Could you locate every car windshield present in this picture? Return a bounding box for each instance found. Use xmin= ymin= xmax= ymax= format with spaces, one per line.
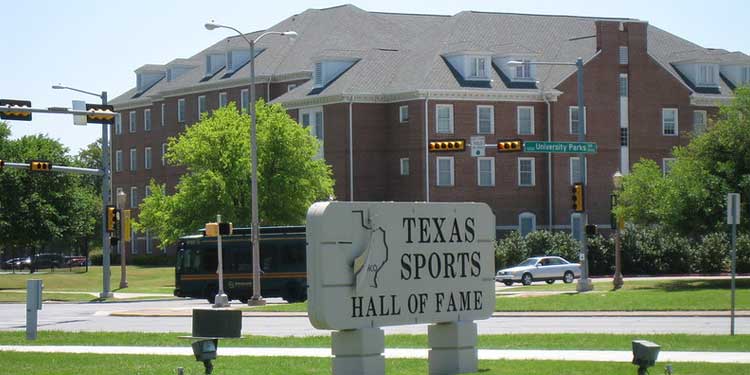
xmin=517 ymin=258 xmax=539 ymax=267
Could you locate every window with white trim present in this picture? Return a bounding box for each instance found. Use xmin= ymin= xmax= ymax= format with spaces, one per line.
xmin=571 ymin=213 xmax=582 ymax=241
xmin=129 ymin=111 xmax=136 ymax=133
xmin=400 ymin=158 xmax=409 ymax=176
xmin=470 ymin=57 xmax=487 ymax=78
xmin=515 ymin=60 xmax=532 ymax=80
xmin=697 ymin=64 xmax=717 ymax=86
xmin=129 ymin=148 xmax=137 ymax=171
xmin=662 ymin=158 xmax=676 ymax=175
xmin=130 ymin=186 xmax=138 ymax=208
xmin=314 ymin=62 xmax=323 ymax=87
xmin=620 ymin=128 xmax=629 ymax=146
xmin=570 ymin=157 xmax=587 ymax=185
xmin=517 ymin=106 xmax=534 ymax=135
xmin=399 ymin=105 xmax=409 ymax=123
xmin=436 ymin=104 xmax=453 ymax=133
xmin=436 ymin=157 xmax=454 ymax=186
xmin=477 ymin=157 xmax=494 ymax=187
xmin=198 ymin=95 xmax=206 ymax=116
xmin=743 ymin=67 xmax=750 ymax=84
xmin=115 ymin=114 xmax=122 ymax=135
xmin=693 ymin=110 xmax=707 ymax=135
xmin=662 ymin=108 xmax=678 ymax=136
xmin=130 ymin=227 xmax=137 ymax=255
xmin=241 ymin=89 xmax=249 ymax=112
xmin=518 ymin=157 xmax=535 ymax=186
xmin=160 ymin=103 xmax=165 ymax=126
xmin=569 ymin=106 xmax=586 ymax=134
xmin=115 ymin=150 xmax=122 ymax=172
xmin=145 ymin=231 xmax=152 ymax=254
xmin=300 ymin=108 xmax=324 ymax=158
xmin=144 ymin=109 xmax=151 ymax=131
xmin=619 ymin=46 xmax=629 ymax=65
xmin=619 ymin=75 xmax=628 ymax=97
xmin=476 ymin=105 xmax=493 ymax=134
xmin=519 ymin=212 xmax=536 ymax=237
xmin=144 ymin=147 xmax=152 ymax=170
xmin=161 ymin=143 xmax=167 ymax=166
xmin=219 ymin=92 xmax=228 ymax=107
xmin=177 ymin=99 xmax=185 ymax=123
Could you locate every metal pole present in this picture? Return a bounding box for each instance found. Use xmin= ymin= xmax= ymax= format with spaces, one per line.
xmin=118 ymin=192 xmax=128 ymax=289
xmin=249 ymin=39 xmax=265 ymax=306
xmin=731 ymin=201 xmax=737 ymax=336
xmin=575 ymin=58 xmax=593 ymax=292
xmin=214 ymin=215 xmax=229 ymax=307
xmin=100 ymin=91 xmax=113 ymax=298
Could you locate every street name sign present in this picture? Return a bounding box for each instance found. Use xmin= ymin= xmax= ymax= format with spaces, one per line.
xmin=524 ymin=141 xmax=597 ymax=154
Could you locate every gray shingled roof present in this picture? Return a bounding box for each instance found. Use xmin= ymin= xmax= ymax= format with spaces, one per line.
xmin=110 ymin=4 xmax=746 ymax=106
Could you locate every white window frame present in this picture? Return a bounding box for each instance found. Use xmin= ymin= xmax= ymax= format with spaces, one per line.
xmin=517 ymin=106 xmax=534 ymax=135
xmin=314 ymin=62 xmax=323 ymax=87
xmin=219 ymin=92 xmax=228 ymax=107
xmin=115 ymin=114 xmax=122 ymax=135
xmin=693 ymin=110 xmax=707 ymax=135
xmin=130 ymin=186 xmax=138 ymax=208
xmin=570 ymin=157 xmax=588 ymax=185
xmin=129 ymin=111 xmax=136 ymax=133
xmin=144 ymin=147 xmax=152 ymax=170
xmin=519 ymin=212 xmax=537 ymax=237
xmin=569 ymin=106 xmax=587 ymax=134
xmin=476 ymin=105 xmax=494 ymax=134
xmin=161 ymin=143 xmax=167 ymax=166
xmin=515 ymin=60 xmax=532 ymax=80
xmin=436 ymin=156 xmax=454 ymax=187
xmin=619 ymin=74 xmax=628 ymax=97
xmin=144 ymin=109 xmax=151 ymax=131
xmin=129 ymin=148 xmax=137 ymax=171
xmin=571 ymin=213 xmax=582 ymax=241
xmin=662 ymin=158 xmax=676 ymax=176
xmin=177 ymin=98 xmax=185 ymax=123
xmin=399 ymin=105 xmax=409 ymax=123
xmin=470 ymin=57 xmax=487 ymax=79
xmin=436 ymin=104 xmax=454 ymax=134
xmin=697 ymin=64 xmax=716 ymax=86
xmin=160 ymin=103 xmax=165 ymax=126
xmin=619 ymin=46 xmax=629 ymax=65
xmin=198 ymin=95 xmax=206 ymax=115
xmin=477 ymin=157 xmax=495 ymax=187
xmin=241 ymin=89 xmax=249 ymax=112
xmin=115 ymin=150 xmax=122 ymax=172
xmin=299 ymin=107 xmax=325 ymax=158
xmin=662 ymin=108 xmax=678 ymax=136
xmin=400 ymin=157 xmax=409 ymax=176
xmin=518 ymin=157 xmax=535 ymax=187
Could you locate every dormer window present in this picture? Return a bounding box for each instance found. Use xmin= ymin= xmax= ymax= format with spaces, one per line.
xmin=205 ymin=54 xmax=226 ymax=77
xmin=135 ymin=68 xmax=166 ymax=93
xmin=697 ymin=64 xmax=717 ymax=86
xmin=314 ymin=62 xmax=323 ymax=87
xmin=312 ymin=59 xmax=358 ymax=89
xmin=515 ymin=60 xmax=532 ymax=80
xmin=492 ymin=56 xmax=536 ymax=84
xmin=742 ymin=66 xmax=750 ymax=84
xmin=227 ymin=49 xmax=251 ymax=73
xmin=470 ymin=57 xmax=487 ymax=79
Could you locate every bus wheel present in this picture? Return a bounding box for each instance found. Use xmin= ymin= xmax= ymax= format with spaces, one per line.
xmin=239 ymin=298 xmax=249 ymax=304
xmin=204 ymin=286 xmax=218 ymax=304
xmin=285 ymin=284 xmax=307 ymax=303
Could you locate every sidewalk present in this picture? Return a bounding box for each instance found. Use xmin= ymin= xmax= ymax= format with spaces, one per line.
xmin=1 ymin=345 xmax=748 ymax=364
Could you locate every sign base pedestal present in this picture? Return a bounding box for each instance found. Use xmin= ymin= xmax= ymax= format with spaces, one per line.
xmin=428 ymin=321 xmax=478 ymax=375
xmin=332 ymin=328 xmax=385 ymax=375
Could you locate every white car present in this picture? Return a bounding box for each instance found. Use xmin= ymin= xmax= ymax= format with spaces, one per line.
xmin=495 ymin=256 xmax=581 ymax=286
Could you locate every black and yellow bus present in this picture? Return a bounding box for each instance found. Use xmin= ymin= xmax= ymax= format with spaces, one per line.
xmin=174 ymin=226 xmax=307 ymax=303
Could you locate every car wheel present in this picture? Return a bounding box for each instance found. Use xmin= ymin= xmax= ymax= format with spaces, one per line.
xmin=503 ymin=281 xmax=513 ymax=286
xmin=563 ymin=271 xmax=574 ymax=284
xmin=545 ymin=279 xmax=555 ymax=284
xmin=521 ymin=273 xmax=533 ymax=286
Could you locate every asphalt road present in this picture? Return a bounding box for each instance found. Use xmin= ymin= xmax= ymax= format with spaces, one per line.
xmin=0 ymin=299 xmax=747 ymax=336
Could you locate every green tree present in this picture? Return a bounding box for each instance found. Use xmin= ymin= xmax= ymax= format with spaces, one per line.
xmin=136 ymin=101 xmax=334 ymax=245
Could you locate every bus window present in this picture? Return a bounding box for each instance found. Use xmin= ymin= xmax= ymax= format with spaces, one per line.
xmin=200 ymin=247 xmax=218 ymax=273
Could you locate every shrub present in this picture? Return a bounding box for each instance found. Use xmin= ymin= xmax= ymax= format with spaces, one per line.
xmin=495 ymin=231 xmax=527 ymax=269
xmin=737 ymin=234 xmax=750 ymax=273
xmin=693 ymin=232 xmax=730 ymax=273
xmin=586 ymin=234 xmax=614 ymax=276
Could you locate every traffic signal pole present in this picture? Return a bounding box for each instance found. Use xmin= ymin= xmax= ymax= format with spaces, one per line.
xmin=575 ymin=58 xmax=593 ymax=293
xmin=100 ymin=92 xmax=113 ymax=298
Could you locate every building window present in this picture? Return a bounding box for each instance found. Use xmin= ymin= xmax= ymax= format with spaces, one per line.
xmin=570 ymin=157 xmax=587 ymax=185
xmin=519 ymin=212 xmax=536 ymax=237
xmin=698 ymin=64 xmax=716 ymax=86
xmin=569 ymin=106 xmax=586 ymax=134
xmin=129 ymin=111 xmax=136 ymax=133
xmin=662 ymin=158 xmax=676 ymax=175
xmin=161 ymin=143 xmax=167 ymax=166
xmin=400 ymin=158 xmax=409 ymax=176
xmin=620 ymin=128 xmax=629 ymax=146
xmin=518 ymin=157 xmax=535 ymax=186
xmin=145 ymin=232 xmax=152 ymax=255
xmin=241 ymin=89 xmax=249 ymax=112
xmin=619 ymin=74 xmax=628 ymax=97
xmin=571 ymin=213 xmax=582 ymax=241
xmin=160 ymin=103 xmax=165 ymax=126
xmin=314 ymin=62 xmax=323 ymax=87
xmin=300 ymin=108 xmax=324 ymax=158
xmin=198 ymin=95 xmax=206 ymax=116
xmin=130 ymin=228 xmax=137 ymax=255
xmin=477 ymin=157 xmax=494 ymax=187
xmin=287 ymin=84 xmax=297 ymax=92
xmin=115 ymin=114 xmax=122 ymax=135
xmin=436 ymin=104 xmax=453 ymax=133
xmin=693 ymin=110 xmax=707 ymax=135
xmin=436 ymin=157 xmax=454 ymax=186
xmin=219 ymin=92 xmax=228 ymax=107
xmin=515 ymin=59 xmax=531 ymax=80
xmin=470 ymin=57 xmax=487 ymax=78
xmin=476 ymin=105 xmax=493 ymax=134
xmin=130 ymin=186 xmax=138 ymax=208
xmin=742 ymin=67 xmax=750 ymax=84
xmin=399 ymin=105 xmax=409 ymax=123
xmin=662 ymin=108 xmax=678 ymax=136
xmin=115 ymin=150 xmax=122 ymax=172
xmin=177 ymin=99 xmax=185 ymax=123
xmin=144 ymin=109 xmax=151 ymax=131
xmin=619 ymin=46 xmax=628 ymax=65
xmin=517 ymin=106 xmax=534 ymax=135
xmin=144 ymin=147 xmax=152 ymax=170
xmin=129 ymin=148 xmax=137 ymax=171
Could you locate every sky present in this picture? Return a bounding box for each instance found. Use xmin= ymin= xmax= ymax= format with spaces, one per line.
xmin=1 ymin=0 xmax=748 ymax=155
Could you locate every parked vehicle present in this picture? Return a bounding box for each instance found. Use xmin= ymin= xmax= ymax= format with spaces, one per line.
xmin=65 ymin=256 xmax=87 ymax=267
xmin=27 ymin=253 xmax=66 ymax=272
xmin=2 ymin=258 xmax=25 ymax=270
xmin=495 ymin=256 xmax=581 ymax=286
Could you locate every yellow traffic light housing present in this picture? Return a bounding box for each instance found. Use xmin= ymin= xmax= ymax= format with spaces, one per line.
xmin=572 ymin=183 xmax=584 ymax=212
xmin=86 ymin=104 xmax=116 ymax=125
xmin=106 ymin=205 xmax=119 ymax=233
xmin=0 ymin=160 xmax=4 ymax=169
xmin=29 ymin=160 xmax=52 ymax=172
xmin=0 ymin=99 xmax=32 ymax=121
xmin=497 ymin=139 xmax=523 ymax=152
xmin=429 ymin=140 xmax=465 ymax=152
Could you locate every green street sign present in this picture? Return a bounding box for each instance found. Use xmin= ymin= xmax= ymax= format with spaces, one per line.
xmin=524 ymin=141 xmax=597 ymax=154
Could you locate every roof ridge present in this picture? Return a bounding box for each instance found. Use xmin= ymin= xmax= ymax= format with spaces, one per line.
xmin=466 ymin=10 xmax=640 ymax=22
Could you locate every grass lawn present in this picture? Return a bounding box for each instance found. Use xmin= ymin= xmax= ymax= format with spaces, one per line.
xmin=1 ymin=331 xmax=748 ymax=352
xmin=0 ymin=266 xmax=174 ymax=295
xmin=0 ymin=353 xmax=746 ymax=375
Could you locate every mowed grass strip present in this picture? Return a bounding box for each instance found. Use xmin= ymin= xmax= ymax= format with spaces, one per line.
xmin=0 ymin=353 xmax=746 ymax=375
xmin=0 ymin=266 xmax=174 ymax=294
xmin=1 ymin=331 xmax=748 ymax=352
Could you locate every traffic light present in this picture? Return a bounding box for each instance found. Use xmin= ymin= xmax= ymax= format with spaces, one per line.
xmin=585 ymin=224 xmax=598 ymax=236
xmin=0 ymin=160 xmax=4 ymax=169
xmin=572 ymin=183 xmax=584 ymax=212
xmin=86 ymin=104 xmax=116 ymax=125
xmin=29 ymin=160 xmax=52 ymax=172
xmin=429 ymin=140 xmax=465 ymax=152
xmin=106 ymin=205 xmax=119 ymax=233
xmin=0 ymin=99 xmax=32 ymax=121
xmin=497 ymin=139 xmax=523 ymax=152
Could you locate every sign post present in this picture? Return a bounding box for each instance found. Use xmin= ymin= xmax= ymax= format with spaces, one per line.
xmin=727 ymin=193 xmax=740 ymax=336
xmin=306 ymin=202 xmax=496 ymax=375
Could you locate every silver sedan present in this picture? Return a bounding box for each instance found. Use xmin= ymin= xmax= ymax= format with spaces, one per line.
xmin=495 ymin=256 xmax=581 ymax=286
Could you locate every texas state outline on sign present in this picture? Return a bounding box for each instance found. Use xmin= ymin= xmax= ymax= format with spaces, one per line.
xmin=352 ymin=212 xmax=389 ymax=293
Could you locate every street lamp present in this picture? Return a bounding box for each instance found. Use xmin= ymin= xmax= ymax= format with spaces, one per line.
xmin=612 ymin=171 xmax=624 ymax=290
xmin=51 ymin=84 xmax=113 ymax=298
xmin=508 ymin=58 xmax=593 ymax=292
xmin=117 ymin=189 xmax=128 ymax=289
xmin=205 ymin=22 xmax=297 ymax=306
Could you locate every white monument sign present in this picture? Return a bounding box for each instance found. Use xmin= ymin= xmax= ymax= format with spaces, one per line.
xmin=307 ymin=201 xmax=496 ymax=375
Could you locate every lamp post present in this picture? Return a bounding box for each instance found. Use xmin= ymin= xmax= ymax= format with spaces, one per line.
xmin=51 ymin=84 xmax=113 ymax=298
xmin=612 ymin=171 xmax=624 ymax=290
xmin=508 ymin=58 xmax=592 ymax=292
xmin=117 ymin=190 xmax=128 ymax=289
xmin=205 ymin=22 xmax=297 ymax=306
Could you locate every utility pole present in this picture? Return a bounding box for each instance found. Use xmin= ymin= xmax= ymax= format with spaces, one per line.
xmin=574 ymin=57 xmax=593 ymax=293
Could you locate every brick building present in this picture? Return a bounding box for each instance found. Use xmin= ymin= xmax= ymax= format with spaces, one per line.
xmin=110 ymin=4 xmax=749 ymax=255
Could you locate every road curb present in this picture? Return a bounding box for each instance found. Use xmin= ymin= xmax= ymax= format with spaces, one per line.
xmin=107 ymin=310 xmax=750 ymax=318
